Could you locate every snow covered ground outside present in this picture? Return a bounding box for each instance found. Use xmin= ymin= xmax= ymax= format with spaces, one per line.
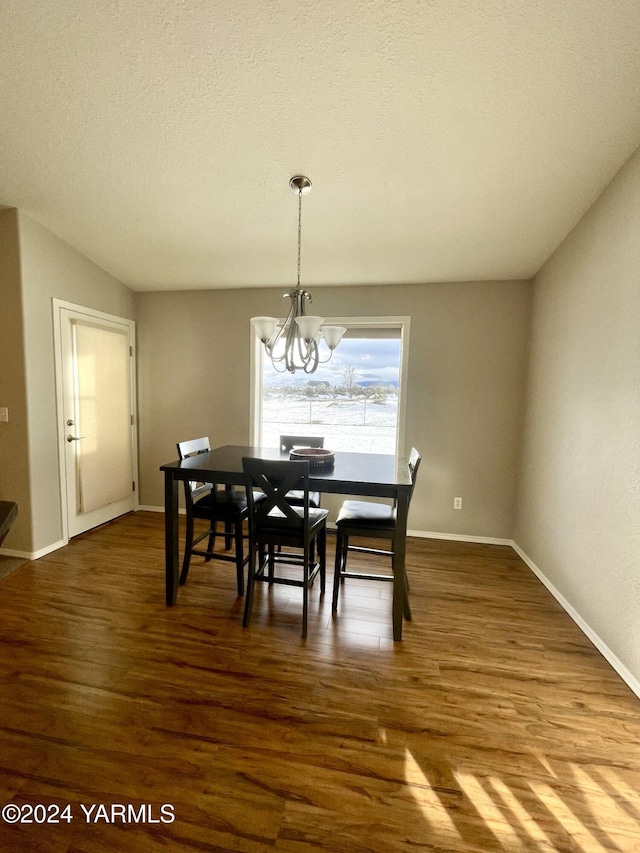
xmin=262 ymin=396 xmax=398 ymax=454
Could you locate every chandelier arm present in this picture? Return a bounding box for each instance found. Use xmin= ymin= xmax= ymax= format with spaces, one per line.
xmin=304 ymin=352 xmax=320 ymax=373
xmin=277 ymin=289 xmax=313 ymax=373
xmin=264 ymin=296 xmax=296 ymax=362
xmin=300 ymin=339 xmax=320 ymax=373
xmin=284 ymin=322 xmax=298 ymax=373
xmin=295 ymin=331 xmax=309 ymax=364
xmin=285 ymin=296 xmax=305 ymax=372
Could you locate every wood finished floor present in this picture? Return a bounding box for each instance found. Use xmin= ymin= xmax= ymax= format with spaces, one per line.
xmin=0 ymin=511 xmax=639 ymax=852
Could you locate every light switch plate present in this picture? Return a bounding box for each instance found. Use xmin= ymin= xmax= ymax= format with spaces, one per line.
xmin=0 ymin=407 xmax=8 ymax=423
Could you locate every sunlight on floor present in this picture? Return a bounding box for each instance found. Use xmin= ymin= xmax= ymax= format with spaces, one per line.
xmin=487 ymin=776 xmax=554 ymax=847
xmin=421 ymin=762 xmax=637 ymax=853
xmin=404 ymin=748 xmax=461 ymax=840
xmin=570 ymin=763 xmax=640 ymax=837
xmin=458 ymin=772 xmax=521 ymax=847
xmin=528 ymin=777 xmax=611 ymax=852
xmin=596 ymin=765 xmax=640 ymax=812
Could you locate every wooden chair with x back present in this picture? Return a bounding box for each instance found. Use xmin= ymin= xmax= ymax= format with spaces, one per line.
xmin=177 ymin=437 xmax=250 ymax=596
xmin=242 ymin=456 xmax=328 ymax=639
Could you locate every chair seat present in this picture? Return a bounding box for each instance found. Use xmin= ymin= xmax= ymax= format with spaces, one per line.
xmin=284 ymin=489 xmax=321 ymax=508
xmin=335 ymin=500 xmax=396 ymax=529
xmin=193 ymin=489 xmax=248 ymax=517
xmin=259 ymin=506 xmax=328 ymax=538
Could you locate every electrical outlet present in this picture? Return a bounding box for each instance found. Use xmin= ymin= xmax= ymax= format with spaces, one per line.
xmin=0 ymin=407 xmax=8 ymax=423
xmin=453 ymin=497 xmax=462 ymax=509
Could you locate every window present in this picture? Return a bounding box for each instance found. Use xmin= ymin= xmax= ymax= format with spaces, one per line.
xmin=251 ymin=317 xmax=410 ymax=456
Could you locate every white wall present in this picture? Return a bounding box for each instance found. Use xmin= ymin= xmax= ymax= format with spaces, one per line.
xmin=514 ymin=146 xmax=640 ymax=690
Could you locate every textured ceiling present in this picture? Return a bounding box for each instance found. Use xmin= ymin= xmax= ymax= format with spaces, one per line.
xmin=1 ymin=0 xmax=640 ymax=292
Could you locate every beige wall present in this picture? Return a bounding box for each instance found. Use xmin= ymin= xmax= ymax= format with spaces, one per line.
xmin=0 ymin=210 xmax=31 ymax=548
xmin=137 ymin=280 xmax=531 ymax=538
xmin=514 ymin=146 xmax=640 ymax=684
xmin=1 ymin=212 xmax=135 ymax=553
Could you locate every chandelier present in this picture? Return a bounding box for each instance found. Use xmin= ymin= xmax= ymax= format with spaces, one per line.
xmin=252 ymin=176 xmax=346 ymax=374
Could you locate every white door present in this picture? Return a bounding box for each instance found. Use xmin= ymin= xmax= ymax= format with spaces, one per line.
xmin=54 ymin=302 xmax=137 ymax=539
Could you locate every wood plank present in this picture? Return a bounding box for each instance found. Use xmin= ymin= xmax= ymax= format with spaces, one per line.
xmin=0 ymin=511 xmax=638 ymax=852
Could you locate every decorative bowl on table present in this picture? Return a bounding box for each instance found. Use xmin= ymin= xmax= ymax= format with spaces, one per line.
xmin=289 ymin=448 xmax=335 ymax=468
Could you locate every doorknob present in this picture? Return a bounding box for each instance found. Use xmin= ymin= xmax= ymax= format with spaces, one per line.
xmin=66 ymin=435 xmax=85 ymax=442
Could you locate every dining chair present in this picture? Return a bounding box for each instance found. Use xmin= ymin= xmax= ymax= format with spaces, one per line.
xmin=332 ymin=447 xmax=421 ymax=619
xmin=177 ymin=437 xmax=249 ymax=595
xmin=242 ymin=457 xmax=328 ymax=639
xmin=279 ymin=434 xmax=324 ymax=509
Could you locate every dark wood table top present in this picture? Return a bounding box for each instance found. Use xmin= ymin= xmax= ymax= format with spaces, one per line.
xmin=160 ymin=444 xmax=412 ymax=498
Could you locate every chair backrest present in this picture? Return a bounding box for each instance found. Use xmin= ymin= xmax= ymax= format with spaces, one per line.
xmin=280 ymin=434 xmax=324 ymax=453
xmin=408 ymin=447 xmax=421 ymax=502
xmin=177 ymin=437 xmax=210 ymax=460
xmin=243 ymin=457 xmax=311 ymax=535
xmin=177 ymin=437 xmax=212 ymax=501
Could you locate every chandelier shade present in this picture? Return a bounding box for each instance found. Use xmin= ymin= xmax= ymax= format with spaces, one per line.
xmin=252 ymin=176 xmax=346 ymax=374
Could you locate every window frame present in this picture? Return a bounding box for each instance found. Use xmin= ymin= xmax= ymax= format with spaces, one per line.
xmin=250 ymin=315 xmax=411 ymax=458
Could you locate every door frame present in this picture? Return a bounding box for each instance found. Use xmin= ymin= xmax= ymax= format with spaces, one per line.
xmin=52 ymin=299 xmax=139 ymax=544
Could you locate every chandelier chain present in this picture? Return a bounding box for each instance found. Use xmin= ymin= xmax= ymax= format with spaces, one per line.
xmin=297 ymin=187 xmax=302 ymax=289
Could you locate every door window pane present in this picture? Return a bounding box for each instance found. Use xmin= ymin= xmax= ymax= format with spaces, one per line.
xmin=73 ymin=322 xmax=132 ymax=512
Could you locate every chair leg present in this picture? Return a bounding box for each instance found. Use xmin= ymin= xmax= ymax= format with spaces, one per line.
xmin=205 ymin=522 xmax=217 ymax=561
xmin=302 ymin=590 xmax=308 ymax=638
xmin=403 ymin=571 xmax=412 ymax=621
xmin=318 ymin=528 xmax=326 ymax=595
xmin=332 ymin=531 xmax=345 ymax=611
xmin=234 ymin=520 xmax=245 ymax=596
xmin=180 ymin=513 xmax=195 ymax=585
xmin=242 ymin=543 xmax=257 ymax=628
xmin=268 ymin=546 xmax=275 ymax=585
xmin=224 ymin=519 xmax=233 ymax=551
xmin=341 ymin=535 xmax=349 ymax=583
xmin=302 ymin=548 xmax=309 ymax=639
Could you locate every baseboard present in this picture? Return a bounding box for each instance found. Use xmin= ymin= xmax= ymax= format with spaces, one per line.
xmin=0 ymin=540 xmax=65 ymax=561
xmin=0 ymin=548 xmax=29 ymax=559
xmin=136 ymin=508 xmax=512 ymax=546
xmin=137 ymin=505 xmax=185 ymax=515
xmin=511 ymin=541 xmax=640 ymax=701
xmin=409 ymin=529 xmax=513 ymax=546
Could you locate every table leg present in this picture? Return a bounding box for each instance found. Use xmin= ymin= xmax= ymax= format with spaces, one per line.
xmin=164 ymin=472 xmax=179 ymax=605
xmin=392 ymin=489 xmax=410 ymax=641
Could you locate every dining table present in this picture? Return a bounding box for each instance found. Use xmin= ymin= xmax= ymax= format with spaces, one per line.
xmin=160 ymin=444 xmax=414 ymax=640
